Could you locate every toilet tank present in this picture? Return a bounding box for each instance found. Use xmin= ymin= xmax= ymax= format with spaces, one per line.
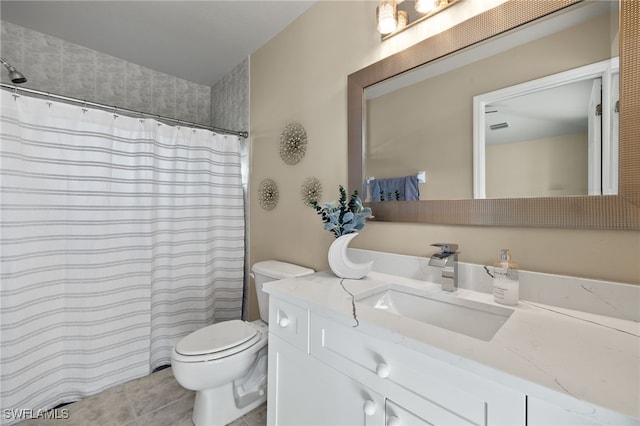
xmin=251 ymin=261 xmax=314 ymax=322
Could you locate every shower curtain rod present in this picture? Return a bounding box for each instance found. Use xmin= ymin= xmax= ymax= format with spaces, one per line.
xmin=0 ymin=83 xmax=249 ymax=139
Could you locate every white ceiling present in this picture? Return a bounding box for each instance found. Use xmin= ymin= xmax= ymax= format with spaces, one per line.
xmin=1 ymin=1 xmax=315 ymax=87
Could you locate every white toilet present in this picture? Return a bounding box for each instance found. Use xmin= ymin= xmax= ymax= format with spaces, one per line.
xmin=171 ymin=260 xmax=314 ymax=426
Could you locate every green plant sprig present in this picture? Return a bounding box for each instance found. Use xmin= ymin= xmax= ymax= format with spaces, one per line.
xmin=310 ymin=185 xmax=373 ymax=238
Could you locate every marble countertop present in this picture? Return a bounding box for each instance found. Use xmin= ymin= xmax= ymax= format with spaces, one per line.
xmin=264 ymin=271 xmax=640 ymax=425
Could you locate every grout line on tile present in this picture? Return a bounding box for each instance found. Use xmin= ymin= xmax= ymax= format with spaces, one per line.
xmin=132 ymin=391 xmax=194 ymax=420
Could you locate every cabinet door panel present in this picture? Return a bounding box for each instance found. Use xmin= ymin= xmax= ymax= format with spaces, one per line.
xmin=268 ymin=334 xmax=385 ymax=426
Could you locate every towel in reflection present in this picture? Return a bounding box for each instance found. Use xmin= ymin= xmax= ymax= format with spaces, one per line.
xmin=370 ymin=175 xmax=420 ymax=201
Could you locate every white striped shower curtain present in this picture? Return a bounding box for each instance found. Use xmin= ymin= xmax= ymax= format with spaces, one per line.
xmin=0 ymin=90 xmax=245 ymax=420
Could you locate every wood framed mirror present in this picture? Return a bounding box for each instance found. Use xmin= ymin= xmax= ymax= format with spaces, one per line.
xmin=348 ymin=0 xmax=639 ymax=229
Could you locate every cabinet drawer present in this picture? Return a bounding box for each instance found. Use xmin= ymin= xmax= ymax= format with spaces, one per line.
xmin=310 ymin=312 xmax=525 ymax=426
xmin=269 ymin=298 xmax=309 ymax=352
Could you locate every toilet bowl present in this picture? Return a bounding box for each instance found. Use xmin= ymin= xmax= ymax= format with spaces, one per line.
xmin=171 ymin=260 xmax=314 ymax=426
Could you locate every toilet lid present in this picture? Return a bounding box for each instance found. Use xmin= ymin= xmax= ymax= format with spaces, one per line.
xmin=175 ymin=320 xmax=258 ymax=356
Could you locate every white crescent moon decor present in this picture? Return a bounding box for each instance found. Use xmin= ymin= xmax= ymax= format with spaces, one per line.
xmin=328 ymin=233 xmax=373 ymax=279
xmin=310 ymin=185 xmax=374 ymax=279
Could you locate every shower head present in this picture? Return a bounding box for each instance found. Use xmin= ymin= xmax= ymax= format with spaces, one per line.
xmin=0 ymin=57 xmax=27 ymax=84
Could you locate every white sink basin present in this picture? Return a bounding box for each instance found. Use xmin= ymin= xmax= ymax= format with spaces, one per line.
xmin=356 ymin=285 xmax=513 ymax=341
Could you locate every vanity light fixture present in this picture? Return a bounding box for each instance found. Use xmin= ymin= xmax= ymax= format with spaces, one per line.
xmin=376 ymin=0 xmax=398 ymax=35
xmin=379 ymin=0 xmax=461 ymax=39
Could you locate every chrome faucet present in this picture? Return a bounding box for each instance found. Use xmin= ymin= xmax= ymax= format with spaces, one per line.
xmin=428 ymin=243 xmax=459 ymax=292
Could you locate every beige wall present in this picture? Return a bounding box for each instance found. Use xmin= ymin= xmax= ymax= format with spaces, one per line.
xmin=486 ymin=132 xmax=588 ymax=198
xmin=249 ymin=1 xmax=639 ymax=319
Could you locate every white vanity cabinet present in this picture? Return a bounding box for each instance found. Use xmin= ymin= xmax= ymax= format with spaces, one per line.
xmin=267 ymin=296 xmax=526 ymax=426
xmin=267 ymin=298 xmax=385 ymax=425
xmin=265 ymin=270 xmax=640 ymax=426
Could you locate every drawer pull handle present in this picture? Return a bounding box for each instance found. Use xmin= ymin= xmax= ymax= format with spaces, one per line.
xmin=363 ymin=400 xmax=376 ymax=416
xmin=387 ymin=416 xmax=401 ymax=426
xmin=278 ymin=316 xmax=290 ymax=328
xmin=376 ymin=363 xmax=390 ymax=378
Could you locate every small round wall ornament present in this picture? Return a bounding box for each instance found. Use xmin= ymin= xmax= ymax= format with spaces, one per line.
xmin=257 ymin=178 xmax=279 ymax=211
xmin=279 ymin=122 xmax=307 ymax=165
xmin=301 ymin=177 xmax=322 ymax=207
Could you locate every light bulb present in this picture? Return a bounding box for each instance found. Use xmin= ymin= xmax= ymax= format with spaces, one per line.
xmin=376 ymin=0 xmax=398 ymax=34
xmin=415 ymin=0 xmax=438 ymax=14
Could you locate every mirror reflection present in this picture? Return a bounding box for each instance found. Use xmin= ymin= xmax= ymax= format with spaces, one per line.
xmin=364 ymin=1 xmax=619 ymax=201
xmin=475 ymin=58 xmax=619 ymax=199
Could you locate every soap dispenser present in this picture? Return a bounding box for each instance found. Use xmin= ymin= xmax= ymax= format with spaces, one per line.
xmin=493 ymin=249 xmax=519 ymax=306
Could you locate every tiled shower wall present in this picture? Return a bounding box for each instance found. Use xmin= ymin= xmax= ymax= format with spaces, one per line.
xmin=0 ymin=20 xmax=212 ymax=126
xmin=210 ymin=57 xmax=251 ymax=320
xmin=210 ymin=57 xmax=249 ymax=132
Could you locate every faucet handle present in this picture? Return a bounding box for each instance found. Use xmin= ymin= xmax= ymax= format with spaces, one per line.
xmin=431 ymin=243 xmax=459 ymax=253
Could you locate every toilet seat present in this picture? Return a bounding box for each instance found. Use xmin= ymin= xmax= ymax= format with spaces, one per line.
xmin=174 ymin=320 xmax=264 ymax=362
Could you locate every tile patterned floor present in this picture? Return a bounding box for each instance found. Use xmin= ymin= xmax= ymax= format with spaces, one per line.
xmin=17 ymin=368 xmax=267 ymax=426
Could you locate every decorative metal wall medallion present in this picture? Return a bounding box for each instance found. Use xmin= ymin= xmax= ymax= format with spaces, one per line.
xmin=280 ymin=122 xmax=307 ymax=165
xmin=301 ymin=177 xmax=322 ymax=206
xmin=258 ymin=178 xmax=279 ymax=211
